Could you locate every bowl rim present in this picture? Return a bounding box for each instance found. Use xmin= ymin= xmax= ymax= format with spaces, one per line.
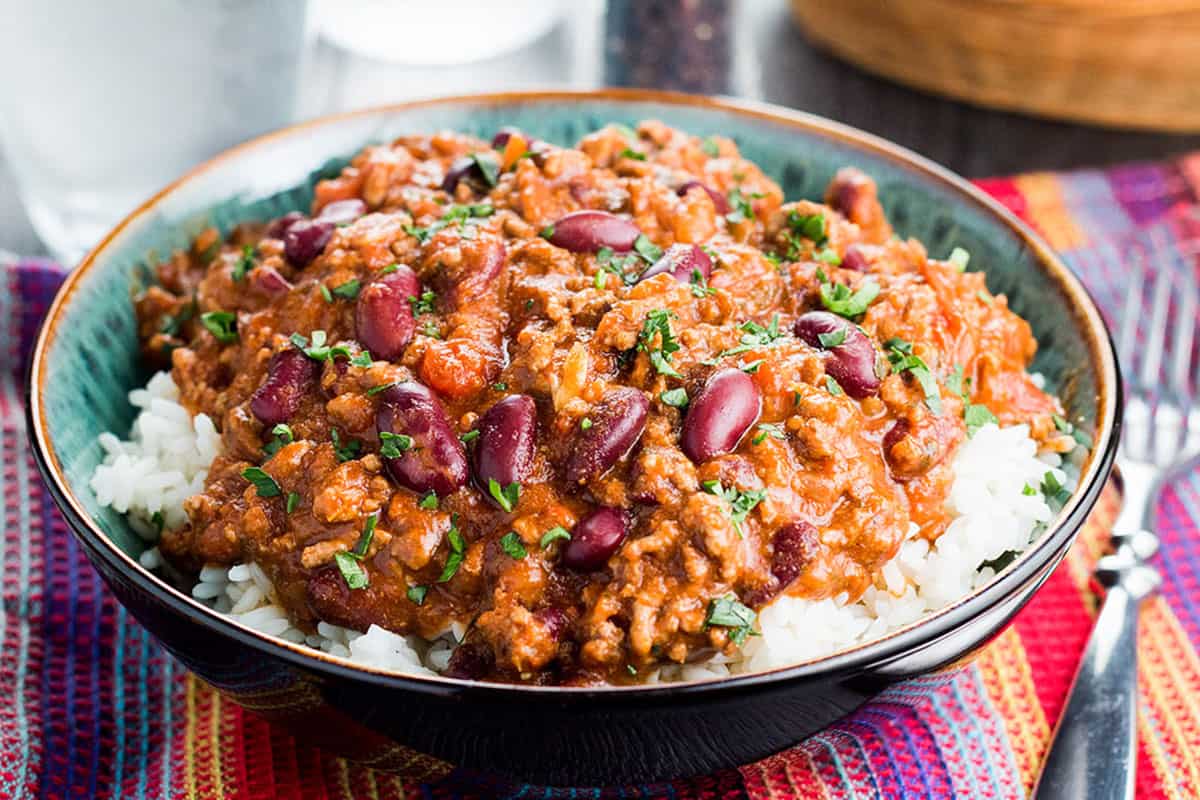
xmin=26 ymin=87 xmax=1120 ymax=699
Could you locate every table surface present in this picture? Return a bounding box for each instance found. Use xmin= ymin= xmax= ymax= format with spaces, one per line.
xmin=4 ymin=0 xmax=1199 ymax=258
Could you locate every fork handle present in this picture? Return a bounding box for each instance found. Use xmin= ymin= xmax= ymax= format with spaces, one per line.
xmin=1031 ymin=580 xmax=1146 ymax=800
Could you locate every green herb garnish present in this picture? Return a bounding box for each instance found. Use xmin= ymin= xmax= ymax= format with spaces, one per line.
xmin=720 ymin=314 xmax=785 ymax=358
xmin=660 ymin=387 xmax=689 ymax=408
xmin=618 ymin=147 xmax=646 ymax=161
xmin=319 ymin=284 xmax=333 ymax=303
xmin=826 ymin=375 xmax=843 ymax=396
xmin=437 ymin=523 xmax=465 ymax=582
xmin=232 ymin=245 xmax=256 ymax=282
xmin=241 ymin=467 xmax=281 ymax=498
xmin=379 ymin=431 xmax=413 ymax=459
xmin=331 ymin=429 xmax=361 ymax=462
xmin=948 ymin=247 xmax=971 ymax=272
xmin=818 ymin=275 xmax=880 ymax=319
xmin=725 ymin=187 xmax=758 ymax=224
xmin=331 ymin=279 xmax=361 ymax=299
xmin=752 ymin=422 xmax=786 ymax=445
xmin=459 ymin=429 xmax=481 ymax=444
xmin=291 ymin=330 xmax=354 ymax=363
xmin=408 ymin=290 xmax=437 ymax=315
xmin=700 ymin=137 xmax=720 ymax=157
xmin=701 ymin=480 xmax=767 ymax=538
xmin=885 ymin=338 xmax=942 ymax=415
xmin=580 ymin=417 xmax=593 ymax=431
xmin=263 ymin=423 xmax=294 ymax=457
xmin=786 ymin=211 xmax=828 ymax=245
xmin=488 ymin=478 xmax=520 ymax=513
xmin=419 ymin=492 xmax=439 ymax=510
xmin=637 ymin=308 xmax=683 ymax=378
xmin=286 ymin=492 xmax=300 ymax=513
xmin=817 ymin=328 xmax=847 ymax=348
xmin=366 ymin=381 xmax=398 ymax=397
xmin=499 ymin=531 xmax=527 ymax=560
xmin=407 ymin=585 xmax=428 ymax=605
xmin=704 ymin=593 xmax=758 ymax=646
xmin=470 ymin=152 xmax=500 ymax=187
xmin=200 ymin=311 xmax=238 ymax=344
xmin=334 ymin=514 xmax=379 ymax=590
xmin=964 ymin=403 xmax=998 ymax=436
xmin=633 ymin=234 xmax=663 ymax=264
xmin=540 ymin=526 xmax=571 ymax=549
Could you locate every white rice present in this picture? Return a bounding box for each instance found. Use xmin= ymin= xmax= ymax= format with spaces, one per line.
xmin=92 ymin=371 xmax=1071 ymax=682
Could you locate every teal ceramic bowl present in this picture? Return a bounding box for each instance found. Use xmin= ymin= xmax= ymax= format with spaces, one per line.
xmin=27 ymin=90 xmax=1119 ymax=786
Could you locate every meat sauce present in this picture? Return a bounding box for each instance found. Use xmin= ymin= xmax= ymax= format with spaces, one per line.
xmin=140 ymin=122 xmax=1071 ymax=684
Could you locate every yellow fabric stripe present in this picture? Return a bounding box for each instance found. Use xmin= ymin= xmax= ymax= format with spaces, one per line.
xmin=976 ymin=628 xmax=1051 ymax=792
xmin=1013 ymin=174 xmax=1088 ymax=251
xmin=1137 ymin=599 xmax=1200 ymax=798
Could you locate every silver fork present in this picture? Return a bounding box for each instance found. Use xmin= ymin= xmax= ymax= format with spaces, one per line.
xmin=1033 ymin=243 xmax=1200 ymax=800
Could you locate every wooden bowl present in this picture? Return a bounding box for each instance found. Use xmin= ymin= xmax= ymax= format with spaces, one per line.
xmin=791 ymin=0 xmax=1200 ymax=132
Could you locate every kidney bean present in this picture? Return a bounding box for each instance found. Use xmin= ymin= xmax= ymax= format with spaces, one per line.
xmin=316 ymin=198 xmax=367 ymax=225
xmin=252 ymin=265 xmax=292 ymax=295
xmin=376 ymin=382 xmax=468 ymax=496
xmin=441 ymin=156 xmax=477 ymax=193
xmin=676 ymin=180 xmax=731 ymax=214
xmin=546 ymin=211 xmax=640 ymax=253
xmin=356 ymin=265 xmax=420 ymax=361
xmin=840 ymin=244 xmax=871 ymax=272
xmin=561 ymin=507 xmax=629 ymax=571
xmin=793 ymin=311 xmax=880 ymax=399
xmin=250 ymin=348 xmax=317 ymax=425
xmin=565 ymin=387 xmax=649 ymax=483
xmin=770 ymin=520 xmax=818 ymax=589
xmin=681 ymin=369 xmax=761 ymax=463
xmin=638 ymin=243 xmax=712 ymax=285
xmin=826 ymin=167 xmax=875 ymax=224
xmin=534 ymin=607 xmax=570 ymax=641
xmin=472 ymin=394 xmax=537 ymax=495
xmin=265 ymin=211 xmax=305 ymax=239
xmin=443 ymin=642 xmax=493 ymax=680
xmin=283 ymin=219 xmax=334 ymax=267
xmin=491 ymin=127 xmax=542 ymax=150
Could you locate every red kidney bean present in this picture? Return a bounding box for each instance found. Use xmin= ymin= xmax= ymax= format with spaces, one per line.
xmin=882 ymin=418 xmax=908 ymax=459
xmin=565 ymin=387 xmax=649 ymax=483
xmin=793 ymin=311 xmax=880 ymax=399
xmin=283 ymin=219 xmax=334 ymax=267
xmin=491 ymin=127 xmax=544 ymax=151
xmin=546 ymin=210 xmax=640 ymax=253
xmin=441 ymin=156 xmax=478 ymax=193
xmin=638 ymin=243 xmax=712 ymax=284
xmin=376 ymin=382 xmax=468 ymax=496
xmin=840 ymin=244 xmax=871 ymax=272
xmin=681 ymin=369 xmax=761 ymax=463
xmin=252 ymin=265 xmax=292 ymax=296
xmin=534 ymin=607 xmax=570 ymax=641
xmin=250 ymin=348 xmax=317 ymax=426
xmin=443 ymin=643 xmax=493 ymax=680
xmin=770 ymin=520 xmax=818 ymax=589
xmin=676 ymin=180 xmax=731 ymax=214
xmin=316 ymin=198 xmax=367 ymax=225
xmin=356 ymin=265 xmax=420 ymax=361
xmin=472 ymin=394 xmax=537 ymax=494
xmin=265 ymin=211 xmax=305 ymax=239
xmin=561 ymin=507 xmax=629 ymax=571
xmin=826 ymin=167 xmax=875 ymax=224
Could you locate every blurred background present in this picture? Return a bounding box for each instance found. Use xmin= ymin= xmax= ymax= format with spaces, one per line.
xmin=3 ymin=0 xmax=1199 ymax=265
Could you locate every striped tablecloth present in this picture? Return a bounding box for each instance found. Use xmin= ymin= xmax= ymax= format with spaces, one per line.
xmin=3 ymin=155 xmax=1200 ymax=799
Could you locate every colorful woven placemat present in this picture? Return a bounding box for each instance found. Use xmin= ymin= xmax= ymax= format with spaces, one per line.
xmin=4 ymin=155 xmax=1200 ymax=799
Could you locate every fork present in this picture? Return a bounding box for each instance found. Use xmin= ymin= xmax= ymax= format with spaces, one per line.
xmin=1032 ymin=247 xmax=1200 ymax=800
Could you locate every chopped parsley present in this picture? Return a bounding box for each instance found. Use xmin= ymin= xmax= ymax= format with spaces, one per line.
xmin=437 ymin=523 xmax=465 ymax=582
xmin=752 ymin=422 xmax=786 ymax=445
xmin=334 ymin=514 xmax=378 ymax=590
xmin=407 ymin=585 xmax=428 ymax=605
xmin=660 ymin=387 xmax=689 ymax=408
xmin=380 ymin=264 xmax=400 ymax=275
xmin=637 ymin=309 xmax=683 ymax=378
xmin=725 ymin=187 xmax=761 ymax=224
xmin=633 ymin=234 xmax=664 ymax=264
xmin=470 ymin=152 xmax=500 ymax=187
xmin=158 ymin=297 xmax=196 ymax=337
xmin=739 ymin=359 xmax=764 ymax=374
xmin=286 ymin=492 xmax=300 ymax=513
xmin=232 ymin=245 xmax=256 ymax=282
xmin=408 ymin=290 xmax=437 ymax=315
xmin=291 ymin=330 xmax=354 ymax=363
xmin=786 ymin=211 xmax=828 ymax=245
xmin=720 ymin=314 xmax=785 ymax=358
xmin=979 ymin=550 xmax=1019 ymax=573
xmin=379 ymin=431 xmax=413 ymax=459
xmin=618 ymin=147 xmax=646 ymax=161
xmin=499 ymin=531 xmax=527 ymax=559
xmin=704 ymin=593 xmax=758 ymax=646
xmin=689 ymin=268 xmax=717 ymax=298
xmin=580 ymin=417 xmax=593 ymax=431
xmin=404 ymin=203 xmax=494 ymax=243
xmin=945 ymin=364 xmax=966 ymax=398
xmin=964 ymin=403 xmax=998 ymax=436
xmin=702 ymin=480 xmax=767 ymax=538
xmin=366 ymin=381 xmax=398 ymax=397
xmin=885 ymin=338 xmax=942 ymax=415
xmin=330 ymin=429 xmax=361 ymax=462
xmin=539 ymin=224 xmax=555 ymax=239
xmin=492 ymin=382 xmax=508 ymax=392
xmin=948 ymin=247 xmax=971 ymax=272
xmin=1022 ymin=483 xmax=1038 ymax=496
xmin=826 ymin=375 xmax=844 ymax=396
xmin=419 ymin=492 xmax=439 ymax=510
xmin=595 ymin=246 xmax=642 ymax=288
xmin=540 ymin=526 xmax=571 ymax=549
xmin=459 ymin=429 xmax=481 ymax=444
xmin=488 ymin=478 xmax=520 ymax=513
xmin=331 ymin=279 xmax=361 ymax=299
xmin=1053 ymin=414 xmax=1093 ymax=448
xmin=816 ymin=248 xmax=841 ymax=266
xmin=817 ymin=274 xmax=880 ymax=319
xmin=1042 ymin=470 xmax=1071 ymax=509
xmin=263 ymin=423 xmax=294 ymax=457
xmin=349 ymin=351 xmax=373 ymax=368
xmin=200 ymin=311 xmax=238 ymax=344
xmin=241 ymin=467 xmax=281 ymax=498
xmin=817 ymin=328 xmax=847 ymax=348
xmin=319 ymin=284 xmax=333 ymax=303
xmin=700 ymin=136 xmax=720 ymax=157
xmin=419 ymin=321 xmax=441 ymax=339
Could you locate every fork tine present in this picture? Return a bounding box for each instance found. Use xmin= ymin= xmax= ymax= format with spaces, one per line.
xmin=1138 ymin=263 xmax=1170 ymax=390
xmin=1117 ymin=249 xmax=1146 ymax=387
xmin=1170 ymin=264 xmax=1197 ymax=448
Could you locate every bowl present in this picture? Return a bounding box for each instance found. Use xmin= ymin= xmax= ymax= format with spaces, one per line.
xmin=27 ymin=89 xmax=1120 ymax=787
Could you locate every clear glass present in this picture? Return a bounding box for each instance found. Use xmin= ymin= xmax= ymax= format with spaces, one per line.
xmin=0 ymin=0 xmax=311 ymax=266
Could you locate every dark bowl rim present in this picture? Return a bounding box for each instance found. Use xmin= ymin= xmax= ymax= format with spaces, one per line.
xmin=26 ymin=88 xmax=1121 ymax=699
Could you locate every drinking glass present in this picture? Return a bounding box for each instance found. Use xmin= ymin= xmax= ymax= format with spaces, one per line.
xmin=0 ymin=0 xmax=311 ymax=265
